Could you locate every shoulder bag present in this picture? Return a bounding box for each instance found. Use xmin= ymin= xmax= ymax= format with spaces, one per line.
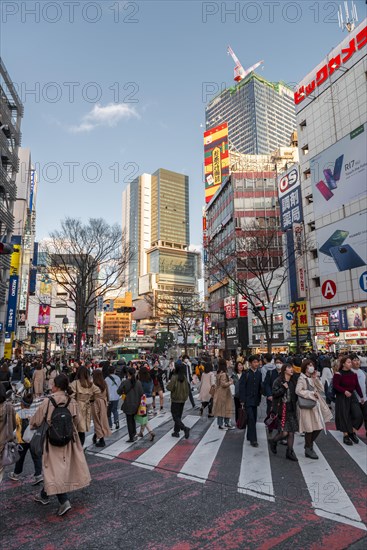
xmin=298 ymin=378 xmax=317 ymax=409
xmin=30 ymin=400 xmax=50 ymax=458
xmin=1 ymin=404 xmax=22 ymax=467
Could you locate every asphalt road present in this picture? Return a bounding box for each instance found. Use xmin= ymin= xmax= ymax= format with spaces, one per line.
xmin=1 ymin=397 xmax=366 ymax=550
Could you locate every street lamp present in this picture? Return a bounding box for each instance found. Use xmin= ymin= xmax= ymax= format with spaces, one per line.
xmin=62 ymin=316 xmax=69 ymax=364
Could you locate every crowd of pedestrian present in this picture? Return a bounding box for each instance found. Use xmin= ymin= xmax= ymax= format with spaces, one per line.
xmin=0 ymin=349 xmax=366 ymax=516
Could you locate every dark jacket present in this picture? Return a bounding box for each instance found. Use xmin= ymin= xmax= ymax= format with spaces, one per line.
xmin=11 ymin=364 xmax=23 ymax=382
xmin=271 ymin=375 xmax=297 ymax=416
xmin=141 ymin=379 xmax=153 ymax=398
xmin=167 ymin=374 xmax=189 ymax=403
xmin=239 ymin=368 xmax=262 ymax=406
xmin=117 ymin=379 xmax=143 ymax=415
xmin=150 ymin=368 xmax=165 ymax=391
xmin=263 ymin=369 xmax=279 ymax=398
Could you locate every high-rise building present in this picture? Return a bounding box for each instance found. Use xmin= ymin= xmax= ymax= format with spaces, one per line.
xmin=205 ymin=73 xmax=296 ymax=156
xmin=0 ymin=59 xmax=23 ymax=357
xmin=295 ymin=18 xmax=367 ymax=353
xmin=122 ymin=168 xmax=200 ymax=328
xmin=102 ymin=293 xmax=133 ymax=344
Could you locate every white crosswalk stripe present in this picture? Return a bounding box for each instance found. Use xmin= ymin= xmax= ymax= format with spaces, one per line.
xmin=178 ymin=420 xmax=227 ymax=483
xmin=133 ymin=415 xmax=200 ymax=471
xmin=293 ymin=436 xmax=366 ymax=531
xmin=88 ymin=414 xmax=367 ymax=530
xmin=238 ymin=423 xmax=275 ymax=502
xmin=328 ymin=430 xmax=367 ymax=476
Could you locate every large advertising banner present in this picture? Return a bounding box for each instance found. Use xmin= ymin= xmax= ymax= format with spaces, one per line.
xmin=38 ymin=304 xmax=51 ymax=325
xmin=310 ymin=123 xmax=367 ymax=219
xmin=204 ymin=122 xmax=229 ymax=204
xmin=290 ymin=301 xmax=308 ymax=336
xmin=277 ymin=165 xmax=303 ymax=230
xmin=316 ymin=210 xmax=367 ymax=276
xmin=5 ymin=243 xmax=21 ymax=333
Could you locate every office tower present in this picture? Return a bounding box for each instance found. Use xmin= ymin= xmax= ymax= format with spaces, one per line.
xmin=205 ymin=73 xmax=296 ymax=155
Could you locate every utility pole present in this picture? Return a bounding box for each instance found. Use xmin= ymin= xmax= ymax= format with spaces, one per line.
xmin=43 ymin=326 xmax=49 ymax=368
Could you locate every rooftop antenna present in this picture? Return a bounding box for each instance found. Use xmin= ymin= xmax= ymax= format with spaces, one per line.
xmin=338 ymin=1 xmax=358 ymax=32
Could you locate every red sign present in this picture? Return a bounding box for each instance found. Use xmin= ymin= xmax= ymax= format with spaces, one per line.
xmin=321 ymin=280 xmax=337 ymax=300
xmin=294 ymin=26 xmax=367 ymax=105
xmin=239 ymin=300 xmax=248 ymax=318
xmin=137 ymin=330 xmax=145 ymax=336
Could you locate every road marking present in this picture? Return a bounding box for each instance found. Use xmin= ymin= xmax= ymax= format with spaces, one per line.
xmin=237 ymin=423 xmax=275 ymax=502
xmin=294 ymin=436 xmax=366 ymax=531
xmin=329 ymin=431 xmax=367 ymax=476
xmin=177 ymin=420 xmax=226 ymax=483
xmin=96 ymin=413 xmax=170 ymax=460
xmin=132 ymin=415 xmax=200 ymax=470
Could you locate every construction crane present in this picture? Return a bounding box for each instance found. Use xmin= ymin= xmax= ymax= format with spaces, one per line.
xmin=227 ymin=46 xmax=263 ymax=83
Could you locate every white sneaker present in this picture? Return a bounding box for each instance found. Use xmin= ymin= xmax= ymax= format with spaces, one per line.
xmin=31 ymin=474 xmax=44 ymax=486
xmin=57 ymin=500 xmax=71 ymax=516
xmin=9 ymin=472 xmax=21 ymax=481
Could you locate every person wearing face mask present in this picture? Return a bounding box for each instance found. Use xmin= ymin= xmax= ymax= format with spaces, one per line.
xmin=263 ymin=357 xmax=283 ymax=425
xmin=333 ymin=356 xmax=364 ymax=445
xmin=296 ymin=359 xmax=332 ymax=459
xmin=269 ymin=363 xmax=298 ymax=461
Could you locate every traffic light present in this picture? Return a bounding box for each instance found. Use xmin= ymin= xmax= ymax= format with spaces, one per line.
xmin=252 ymin=305 xmax=266 ymax=314
xmin=0 ymin=242 xmax=13 ymax=254
xmin=334 ymin=330 xmax=340 ymax=337
xmin=116 ymin=306 xmax=136 ymax=313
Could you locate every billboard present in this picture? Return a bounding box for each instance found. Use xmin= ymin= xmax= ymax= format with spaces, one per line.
xmin=290 ymin=300 xmax=308 ymax=336
xmin=278 ymin=165 xmax=303 ymax=230
xmin=316 ymin=210 xmax=367 ymax=276
xmin=5 ymin=243 xmax=21 ymax=333
xmin=204 ymin=122 xmax=229 ymax=204
xmin=38 ymin=304 xmax=51 ymax=325
xmin=310 ymin=124 xmax=367 ymax=219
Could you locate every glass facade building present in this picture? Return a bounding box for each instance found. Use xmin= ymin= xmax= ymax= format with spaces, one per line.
xmin=206 ymin=74 xmax=296 ymax=155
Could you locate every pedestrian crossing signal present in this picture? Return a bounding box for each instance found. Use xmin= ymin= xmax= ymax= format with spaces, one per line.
xmin=334 ymin=330 xmax=340 ymax=337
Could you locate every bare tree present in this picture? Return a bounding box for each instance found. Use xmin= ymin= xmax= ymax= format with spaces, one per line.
xmin=146 ymin=292 xmax=204 ymax=354
xmin=41 ymin=217 xmax=131 ymax=360
xmin=207 ymin=220 xmax=300 ymax=353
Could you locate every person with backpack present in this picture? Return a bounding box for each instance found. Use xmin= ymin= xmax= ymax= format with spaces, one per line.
xmin=105 ymin=365 xmax=121 ymax=430
xmin=30 ymin=374 xmax=91 ymax=516
xmin=117 ymin=367 xmax=144 ymax=442
xmin=91 ymin=370 xmax=111 ymax=448
xmin=167 ymin=362 xmax=191 ymax=439
xmin=70 ymin=366 xmax=100 ymax=446
xmin=9 ymin=393 xmax=43 ymax=484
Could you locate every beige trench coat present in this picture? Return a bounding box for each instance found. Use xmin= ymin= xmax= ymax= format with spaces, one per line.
xmin=91 ymin=389 xmax=112 ymax=439
xmin=199 ymin=372 xmax=216 ymax=403
xmin=296 ymin=373 xmax=332 ymax=433
xmin=48 ymin=370 xmax=57 ymax=391
xmin=212 ymin=372 xmax=233 ymax=418
xmin=30 ymin=392 xmax=91 ymax=496
xmin=70 ymin=380 xmax=101 ymax=433
xmin=33 ymin=369 xmax=45 ymax=395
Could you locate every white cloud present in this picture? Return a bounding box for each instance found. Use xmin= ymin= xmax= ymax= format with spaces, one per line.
xmin=69 ymin=103 xmax=139 ymax=133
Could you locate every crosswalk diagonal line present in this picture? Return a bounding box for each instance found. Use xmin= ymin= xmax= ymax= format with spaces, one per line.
xmin=294 ymin=436 xmax=367 ymax=531
xmin=132 ymin=415 xmax=200 ymax=471
xmin=177 ymin=420 xmax=226 ymax=483
xmin=328 ymin=431 xmax=367 ymax=476
xmin=96 ymin=413 xmax=171 ymax=460
xmin=237 ymin=423 xmax=275 ymax=502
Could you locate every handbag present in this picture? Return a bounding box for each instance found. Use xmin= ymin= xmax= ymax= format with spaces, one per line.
xmin=1 ymin=404 xmax=22 ymax=467
xmin=298 ymin=379 xmax=317 ymax=409
xmin=230 ymin=384 xmax=235 ymax=397
xmin=209 ymin=384 xmax=216 ymax=398
xmin=236 ymin=404 xmax=247 ymax=430
xmin=30 ymin=401 xmax=50 ymax=458
xmin=264 ymin=411 xmax=279 ymax=431
xmin=22 ymin=425 xmax=35 ymax=444
xmin=136 ymin=394 xmax=147 ymax=416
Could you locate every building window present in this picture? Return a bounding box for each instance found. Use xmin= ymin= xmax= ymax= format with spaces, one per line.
xmin=308 ymin=221 xmax=316 ymax=232
xmin=303 ymin=168 xmax=311 ymax=180
xmin=312 ymin=277 xmax=320 ymax=288
xmin=300 ymin=120 xmax=307 ymax=129
xmin=305 ymin=193 xmax=313 ymax=204
xmin=311 ymin=249 xmax=318 ymax=259
xmin=301 ymin=144 xmax=309 ymax=155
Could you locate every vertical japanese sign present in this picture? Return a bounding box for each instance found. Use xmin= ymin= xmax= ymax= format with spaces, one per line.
xmin=224 ymin=296 xmax=236 ymax=319
xmin=277 ymin=165 xmax=303 ymax=230
xmin=290 ymin=300 xmax=308 ymax=336
xmin=5 ymin=242 xmax=21 ymax=333
xmin=204 ymin=122 xmax=229 ymax=204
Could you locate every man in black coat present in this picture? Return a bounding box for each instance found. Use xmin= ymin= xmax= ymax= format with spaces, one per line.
xmin=239 ymin=355 xmax=262 ymax=447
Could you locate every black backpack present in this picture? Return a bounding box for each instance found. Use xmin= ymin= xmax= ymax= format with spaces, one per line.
xmin=47 ymin=397 xmax=74 ymax=447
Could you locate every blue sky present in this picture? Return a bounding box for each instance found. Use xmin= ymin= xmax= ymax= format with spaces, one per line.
xmin=2 ymin=0 xmax=365 ymax=246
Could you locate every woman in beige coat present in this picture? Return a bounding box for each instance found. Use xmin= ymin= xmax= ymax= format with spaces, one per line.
xmin=70 ymin=366 xmax=100 ymax=447
xmin=32 ymin=364 xmax=45 ymax=397
xmin=30 ymin=374 xmax=91 ymax=516
xmin=199 ymin=362 xmax=216 ymax=418
xmin=0 ymin=384 xmax=16 ymax=483
xmin=91 ymin=370 xmax=111 ymax=447
xmin=296 ymin=359 xmax=332 ymax=459
xmin=212 ymin=360 xmax=234 ymax=429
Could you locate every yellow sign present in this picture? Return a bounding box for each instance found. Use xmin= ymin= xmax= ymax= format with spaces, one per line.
xmin=4 ymin=338 xmax=13 ymax=360
xmin=212 ymin=147 xmax=222 ymax=186
xmin=290 ymin=300 xmax=308 ymax=336
xmin=10 ymin=245 xmax=21 ymax=276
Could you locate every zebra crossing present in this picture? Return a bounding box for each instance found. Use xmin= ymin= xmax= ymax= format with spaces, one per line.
xmin=86 ymin=410 xmax=367 ymax=532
